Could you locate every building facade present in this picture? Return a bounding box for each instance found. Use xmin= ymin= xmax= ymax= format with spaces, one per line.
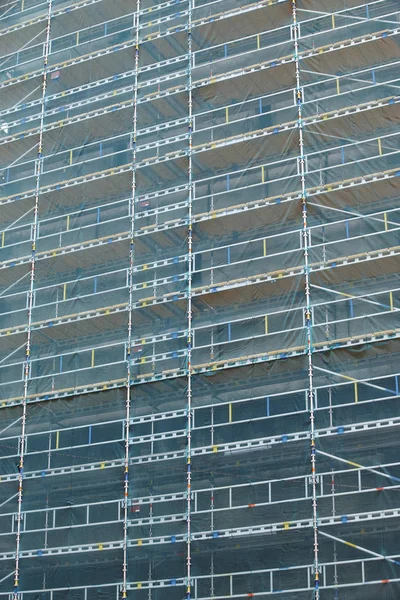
xmin=0 ymin=0 xmax=400 ymax=598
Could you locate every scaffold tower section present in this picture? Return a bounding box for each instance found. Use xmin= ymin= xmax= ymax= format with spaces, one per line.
xmin=0 ymin=0 xmax=399 ymax=598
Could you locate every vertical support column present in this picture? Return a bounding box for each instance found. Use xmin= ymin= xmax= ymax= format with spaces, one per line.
xmin=122 ymin=2 xmax=141 ymax=598
xmin=291 ymin=2 xmax=320 ymax=598
xmin=14 ymin=2 xmax=53 ymax=598
xmin=186 ymin=0 xmax=194 ymax=597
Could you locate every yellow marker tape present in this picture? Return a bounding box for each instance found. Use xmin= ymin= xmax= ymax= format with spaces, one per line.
xmin=137 ymin=539 xmax=142 ymax=546
xmin=228 ymin=403 xmax=232 ymax=423
xmin=69 ymin=150 xmax=73 ymax=165
xmin=225 ymin=107 xmax=229 ymax=123
xmin=345 ymin=541 xmax=358 ymax=549
xmin=390 ymin=291 xmax=394 ymax=311
xmin=100 ymin=462 xmax=105 ymax=469
xmin=283 ymin=522 xmax=290 ymax=530
xmin=339 ymin=373 xmax=357 ymax=383
xmin=261 ymin=165 xmax=265 ymax=183
xmin=332 ymin=14 xmax=335 ymax=29
xmin=264 ymin=316 xmax=268 ymax=335
xmin=212 ymin=445 xmax=218 ymax=453
xmin=137 ymin=583 xmax=142 ymax=589
xmin=384 ymin=212 xmax=388 ymax=231
xmin=98 ymin=544 xmax=103 ymax=550
xmin=91 ymin=349 xmax=95 ymax=368
xmin=346 ymin=459 xmax=363 ymax=472
xmin=354 ymin=382 xmax=358 ymax=403
xmin=336 ymin=78 xmax=340 ymax=95
xmin=63 ymin=284 xmax=67 ymax=301
xmin=263 ymin=239 xmax=267 ymax=257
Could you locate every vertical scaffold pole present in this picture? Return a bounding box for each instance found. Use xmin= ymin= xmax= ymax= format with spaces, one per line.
xmin=13 ymin=2 xmax=53 ymax=598
xmin=186 ymin=0 xmax=194 ymax=597
xmin=291 ymin=1 xmax=320 ymax=597
xmin=122 ymin=2 xmax=140 ymax=598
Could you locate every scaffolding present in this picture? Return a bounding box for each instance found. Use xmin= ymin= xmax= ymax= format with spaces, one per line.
xmin=0 ymin=0 xmax=399 ymax=597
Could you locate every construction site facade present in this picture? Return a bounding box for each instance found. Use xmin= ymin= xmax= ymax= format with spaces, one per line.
xmin=0 ymin=0 xmax=399 ymax=598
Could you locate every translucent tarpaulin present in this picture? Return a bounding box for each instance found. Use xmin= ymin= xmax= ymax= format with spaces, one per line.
xmin=0 ymin=0 xmax=399 ymax=598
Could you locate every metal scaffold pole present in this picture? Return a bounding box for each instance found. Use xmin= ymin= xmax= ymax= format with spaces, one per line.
xmin=13 ymin=1 xmax=53 ymax=598
xmin=291 ymin=0 xmax=320 ymax=597
xmin=122 ymin=1 xmax=141 ymax=597
xmin=186 ymin=0 xmax=194 ymax=597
